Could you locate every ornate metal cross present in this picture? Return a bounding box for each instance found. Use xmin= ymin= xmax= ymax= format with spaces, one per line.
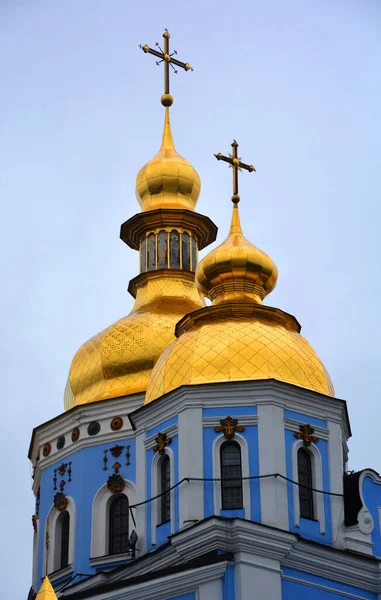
xmin=140 ymin=29 xmax=193 ymax=107
xmin=215 ymin=140 xmax=256 ymax=203
xmin=214 ymin=416 xmax=245 ymax=440
xmin=294 ymin=424 xmax=319 ymax=446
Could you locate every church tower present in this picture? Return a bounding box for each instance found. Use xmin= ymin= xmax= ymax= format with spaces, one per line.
xmin=29 ymin=31 xmax=381 ymax=600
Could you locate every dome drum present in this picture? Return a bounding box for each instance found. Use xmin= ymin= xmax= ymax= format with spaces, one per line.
xmin=120 ymin=208 xmax=217 ymax=251
xmin=140 ymin=228 xmax=197 ymax=273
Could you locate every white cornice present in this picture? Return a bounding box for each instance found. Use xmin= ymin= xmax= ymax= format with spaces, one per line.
xmin=61 ymin=561 xmax=227 ymax=600
xmin=30 ymin=396 xmax=143 ymax=493
xmin=130 ymin=380 xmax=350 ymax=441
xmin=282 ymin=539 xmax=381 ymax=592
xmin=202 ymin=416 xmax=258 ymax=427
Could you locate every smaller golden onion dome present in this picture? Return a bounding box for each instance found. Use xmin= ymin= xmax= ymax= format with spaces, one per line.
xmin=136 ymin=108 xmax=201 ymax=212
xmin=196 ymin=201 xmax=278 ymax=304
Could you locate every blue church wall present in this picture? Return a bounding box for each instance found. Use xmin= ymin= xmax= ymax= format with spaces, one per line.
xmin=203 ymin=418 xmax=260 ymax=523
xmin=281 ymin=567 xmax=376 ymax=600
xmin=168 ymin=594 xmax=195 ymax=600
xmin=284 ymin=429 xmax=332 ymax=545
xmin=202 ymin=406 xmax=258 ymax=417
xmin=222 ymin=564 xmax=235 ymax=600
xmin=362 ymin=474 xmax=381 ymax=557
xmin=146 ymin=415 xmax=178 ymax=438
xmin=146 ymin=433 xmax=179 ymax=551
xmin=36 ymin=437 xmax=136 ymax=584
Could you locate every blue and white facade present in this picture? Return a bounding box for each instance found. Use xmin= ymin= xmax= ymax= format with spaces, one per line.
xmin=29 ymin=378 xmax=381 ymax=599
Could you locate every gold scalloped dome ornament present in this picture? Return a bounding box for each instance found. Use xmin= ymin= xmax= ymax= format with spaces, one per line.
xmin=145 ymin=201 xmax=334 ymax=404
xmin=64 ymin=107 xmax=212 ymax=410
xmin=136 ymin=108 xmax=201 ymax=212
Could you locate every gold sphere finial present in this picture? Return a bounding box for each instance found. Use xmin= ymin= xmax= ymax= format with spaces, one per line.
xmin=231 ymin=194 xmax=240 ymax=203
xmin=161 ymin=93 xmax=174 ymax=107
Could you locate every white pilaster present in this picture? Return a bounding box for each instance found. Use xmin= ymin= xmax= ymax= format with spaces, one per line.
xmin=135 ymin=431 xmax=146 ymax=553
xmin=257 ymin=404 xmax=289 ymax=530
xmin=197 ymin=578 xmax=222 ymax=600
xmin=234 ymin=552 xmax=282 ymax=600
xmin=327 ymin=419 xmax=345 ymax=548
xmin=178 ymin=407 xmax=204 ymax=528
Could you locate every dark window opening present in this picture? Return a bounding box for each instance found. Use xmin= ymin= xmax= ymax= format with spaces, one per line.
xmin=160 ymin=455 xmax=171 ymax=524
xmin=181 ymin=232 xmax=190 ymax=271
xmin=170 ymin=230 xmax=180 ymax=269
xmin=60 ymin=511 xmax=70 ymax=569
xmin=298 ymin=447 xmax=314 ymax=519
xmin=221 ymin=442 xmax=243 ymax=510
xmin=109 ymin=495 xmax=129 ymax=555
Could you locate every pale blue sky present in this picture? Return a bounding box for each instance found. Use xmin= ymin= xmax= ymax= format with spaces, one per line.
xmin=1 ymin=1 xmax=381 ymax=595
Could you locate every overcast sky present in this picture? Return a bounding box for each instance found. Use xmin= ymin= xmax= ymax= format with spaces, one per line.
xmin=1 ymin=1 xmax=381 ymax=596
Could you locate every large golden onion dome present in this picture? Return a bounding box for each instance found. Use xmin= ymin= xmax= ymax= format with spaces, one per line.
xmin=136 ymin=109 xmax=201 ymax=212
xmin=145 ymin=201 xmax=334 ymax=404
xmin=64 ymin=271 xmax=205 ymax=409
xmin=64 ymin=106 xmax=217 ymax=410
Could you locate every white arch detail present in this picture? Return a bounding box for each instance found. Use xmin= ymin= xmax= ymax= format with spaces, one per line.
xmin=43 ymin=496 xmax=76 ymax=577
xmin=151 ymin=447 xmax=175 ymax=546
xmin=91 ymin=480 xmax=136 ymax=559
xmin=292 ymin=439 xmax=325 ymax=533
xmin=212 ymin=433 xmax=251 ymax=519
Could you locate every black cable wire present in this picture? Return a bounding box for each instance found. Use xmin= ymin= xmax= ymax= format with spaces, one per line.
xmin=128 ymin=472 xmax=343 ymax=509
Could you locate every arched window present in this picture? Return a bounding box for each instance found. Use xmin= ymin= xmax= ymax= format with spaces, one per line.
xmin=160 ymin=455 xmax=171 ymax=524
xmin=298 ymin=448 xmax=314 ymax=519
xmin=53 ymin=510 xmax=70 ymax=571
xmin=220 ymin=442 xmax=243 ymax=510
xmin=170 ymin=230 xmax=180 ymax=269
xmin=147 ymin=233 xmax=156 ymax=271
xmin=109 ymin=495 xmax=129 ymax=555
xmin=181 ymin=232 xmax=190 ymax=270
xmin=157 ymin=230 xmax=168 ymax=269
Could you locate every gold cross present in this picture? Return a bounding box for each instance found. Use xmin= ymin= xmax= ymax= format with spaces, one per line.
xmin=215 ymin=140 xmax=256 ymax=203
xmin=140 ymin=29 xmax=193 ymax=107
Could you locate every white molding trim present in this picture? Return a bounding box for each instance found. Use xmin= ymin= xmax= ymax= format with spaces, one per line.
xmin=284 ymin=418 xmax=329 ymax=440
xmin=203 ymin=416 xmax=258 ymax=427
xmin=212 ymin=434 xmax=250 ymax=518
xmin=91 ymin=481 xmax=136 ymax=559
xmin=282 ymin=575 xmax=370 ymax=600
xmin=130 ymin=380 xmax=350 ymax=440
xmin=80 ymin=561 xmax=227 ymax=600
xmin=44 ymin=496 xmax=76 ymax=577
xmin=291 ymin=440 xmax=325 ymax=533
xmin=32 ymin=519 xmax=39 ymax=590
xmin=151 ymin=447 xmax=175 ymax=546
xmin=144 ymin=424 xmax=178 ymax=450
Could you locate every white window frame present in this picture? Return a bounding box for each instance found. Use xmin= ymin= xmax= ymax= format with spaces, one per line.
xmin=151 ymin=448 xmax=175 ymax=545
xmin=91 ymin=480 xmax=136 ymax=560
xmin=43 ymin=497 xmax=76 ymax=579
xmin=292 ymin=439 xmax=325 ymax=533
xmin=212 ymin=433 xmax=250 ymax=518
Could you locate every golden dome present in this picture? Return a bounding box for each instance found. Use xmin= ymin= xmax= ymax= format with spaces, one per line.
xmin=145 ymin=202 xmax=334 ymax=404
xmin=196 ymin=202 xmax=278 ymax=304
xmin=145 ymin=305 xmax=334 ymax=404
xmin=136 ymin=108 xmax=201 ymax=212
xmin=65 ymin=271 xmax=205 ymax=410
